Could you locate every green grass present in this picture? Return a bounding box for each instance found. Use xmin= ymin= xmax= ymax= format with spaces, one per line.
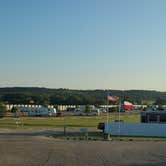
xmin=52 ymin=131 xmax=104 ymax=140
xmin=52 ymin=131 xmax=166 ymax=141
xmin=1 ymin=115 xmax=166 ymax=141
xmin=0 ymin=114 xmax=140 ymax=129
xmin=111 ymin=136 xmax=166 ymax=141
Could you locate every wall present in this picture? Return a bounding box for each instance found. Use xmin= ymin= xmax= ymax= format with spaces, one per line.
xmin=105 ymin=122 xmax=166 ymax=137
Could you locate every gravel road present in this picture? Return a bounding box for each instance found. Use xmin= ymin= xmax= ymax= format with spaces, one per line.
xmin=0 ymin=133 xmax=166 ymax=166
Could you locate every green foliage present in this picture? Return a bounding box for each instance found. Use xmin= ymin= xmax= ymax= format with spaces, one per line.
xmin=109 ymin=107 xmax=118 ymax=112
xmin=155 ymin=97 xmax=166 ymax=105
xmin=0 ymin=87 xmax=166 ymax=105
xmin=85 ymin=105 xmax=92 ymax=113
xmin=11 ymin=107 xmax=18 ymax=113
xmin=0 ymin=103 xmax=7 ymax=117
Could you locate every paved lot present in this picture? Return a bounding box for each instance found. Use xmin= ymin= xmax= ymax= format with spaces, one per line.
xmin=0 ymin=132 xmax=166 ymax=166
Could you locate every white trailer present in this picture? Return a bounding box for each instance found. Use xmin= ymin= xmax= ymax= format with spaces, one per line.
xmin=28 ymin=107 xmax=56 ymax=117
xmin=105 ymin=122 xmax=166 ymax=137
xmin=74 ymin=105 xmax=100 ymax=116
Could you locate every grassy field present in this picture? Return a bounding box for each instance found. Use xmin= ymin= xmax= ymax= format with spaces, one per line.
xmin=1 ymin=114 xmax=166 ymax=141
xmin=0 ymin=114 xmax=140 ymax=129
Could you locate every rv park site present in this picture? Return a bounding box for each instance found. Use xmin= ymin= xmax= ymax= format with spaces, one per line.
xmin=1 ymin=89 xmax=166 ymax=165
xmin=0 ymin=105 xmax=166 ymax=165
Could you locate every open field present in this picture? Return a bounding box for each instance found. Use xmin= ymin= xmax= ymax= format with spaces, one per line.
xmin=0 ymin=114 xmax=140 ymax=129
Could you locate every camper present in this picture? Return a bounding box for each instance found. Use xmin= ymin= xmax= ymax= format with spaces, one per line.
xmin=28 ymin=107 xmax=56 ymax=117
xmin=74 ymin=105 xmax=100 ymax=116
xmin=16 ymin=106 xmax=56 ymax=117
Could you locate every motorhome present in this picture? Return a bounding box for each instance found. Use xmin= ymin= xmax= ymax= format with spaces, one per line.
xmin=74 ymin=105 xmax=100 ymax=116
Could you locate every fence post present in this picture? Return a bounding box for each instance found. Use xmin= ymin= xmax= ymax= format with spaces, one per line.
xmin=64 ymin=125 xmax=67 ymax=136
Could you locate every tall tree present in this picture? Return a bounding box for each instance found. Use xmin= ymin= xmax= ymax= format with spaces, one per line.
xmin=0 ymin=102 xmax=7 ymax=117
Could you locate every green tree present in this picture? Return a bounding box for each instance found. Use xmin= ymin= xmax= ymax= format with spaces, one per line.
xmin=11 ymin=106 xmax=19 ymax=118
xmin=0 ymin=103 xmax=7 ymax=117
xmin=155 ymin=98 xmax=166 ymax=105
xmin=85 ymin=105 xmax=92 ymax=113
xmin=11 ymin=106 xmax=18 ymax=113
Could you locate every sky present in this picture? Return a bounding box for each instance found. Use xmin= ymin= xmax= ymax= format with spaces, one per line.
xmin=1 ymin=0 xmax=166 ymax=91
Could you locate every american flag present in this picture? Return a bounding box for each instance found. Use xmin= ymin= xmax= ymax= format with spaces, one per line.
xmin=107 ymin=93 xmax=119 ymax=102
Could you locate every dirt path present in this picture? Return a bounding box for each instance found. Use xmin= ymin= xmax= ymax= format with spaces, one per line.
xmin=0 ymin=135 xmax=166 ymax=166
xmin=0 ymin=127 xmax=98 ymax=136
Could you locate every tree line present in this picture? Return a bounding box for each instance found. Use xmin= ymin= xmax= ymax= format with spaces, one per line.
xmin=0 ymin=87 xmax=166 ymax=105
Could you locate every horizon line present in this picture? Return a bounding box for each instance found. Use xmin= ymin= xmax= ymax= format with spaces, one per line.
xmin=0 ymin=86 xmax=165 ymax=92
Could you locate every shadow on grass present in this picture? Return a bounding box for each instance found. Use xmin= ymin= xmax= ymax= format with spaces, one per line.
xmin=52 ymin=131 xmax=104 ymax=140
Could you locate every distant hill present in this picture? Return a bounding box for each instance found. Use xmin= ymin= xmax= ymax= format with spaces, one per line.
xmin=0 ymin=87 xmax=166 ymax=105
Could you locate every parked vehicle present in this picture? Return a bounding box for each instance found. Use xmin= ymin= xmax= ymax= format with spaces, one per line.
xmin=74 ymin=107 xmax=100 ymax=116
xmin=97 ymin=122 xmax=105 ymax=132
xmin=28 ymin=107 xmax=56 ymax=117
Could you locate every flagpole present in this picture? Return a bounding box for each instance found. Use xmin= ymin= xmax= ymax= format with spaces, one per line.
xmin=118 ymin=99 xmax=121 ymax=139
xmin=118 ymin=100 xmax=120 ymax=122
xmin=106 ymin=92 xmax=109 ymax=131
xmin=107 ymin=92 xmax=119 ymax=139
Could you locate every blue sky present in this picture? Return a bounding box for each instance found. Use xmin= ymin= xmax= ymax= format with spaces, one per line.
xmin=1 ymin=0 xmax=166 ymax=90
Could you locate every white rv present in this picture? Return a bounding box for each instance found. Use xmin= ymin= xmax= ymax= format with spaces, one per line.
xmin=28 ymin=107 xmax=56 ymax=117
xmin=74 ymin=105 xmax=100 ymax=116
xmin=16 ymin=106 xmax=56 ymax=117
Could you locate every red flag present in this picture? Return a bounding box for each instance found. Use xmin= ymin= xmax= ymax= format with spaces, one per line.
xmin=107 ymin=93 xmax=119 ymax=102
xmin=124 ymin=101 xmax=133 ymax=110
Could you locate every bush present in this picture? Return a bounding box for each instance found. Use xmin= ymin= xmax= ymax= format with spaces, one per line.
xmin=0 ymin=103 xmax=7 ymax=117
